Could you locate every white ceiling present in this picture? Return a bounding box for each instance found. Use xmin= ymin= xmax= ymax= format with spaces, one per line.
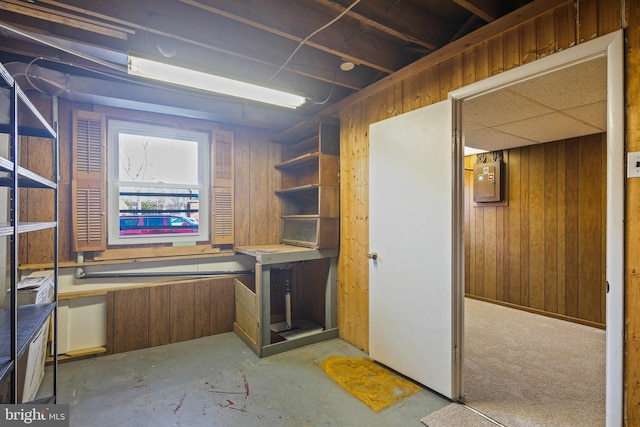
xmin=463 ymin=55 xmax=607 ymax=152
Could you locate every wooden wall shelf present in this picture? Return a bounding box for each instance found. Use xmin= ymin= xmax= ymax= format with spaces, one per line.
xmin=271 ymin=116 xmax=339 ymax=249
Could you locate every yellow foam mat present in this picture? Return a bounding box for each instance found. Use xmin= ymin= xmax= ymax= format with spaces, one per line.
xmin=321 ymin=356 xmax=422 ymax=411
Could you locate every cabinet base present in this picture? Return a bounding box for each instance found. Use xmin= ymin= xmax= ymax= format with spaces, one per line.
xmin=234 ymin=326 xmax=339 ymax=358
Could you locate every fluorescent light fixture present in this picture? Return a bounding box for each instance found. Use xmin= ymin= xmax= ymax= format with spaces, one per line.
xmin=464 ymin=146 xmax=489 ymax=156
xmin=128 ymin=55 xmax=306 ymax=109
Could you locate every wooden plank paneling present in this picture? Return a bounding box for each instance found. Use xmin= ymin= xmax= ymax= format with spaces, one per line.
xmin=564 ymin=138 xmax=579 ymax=318
xmin=598 ymin=0 xmax=621 ymax=33
xmin=464 ymin=137 xmax=605 ymax=324
xmin=537 ymin=10 xmax=557 ymax=58
xmin=234 ymin=276 xmax=259 ymax=349
xmin=112 ymin=288 xmax=149 ymax=354
xmin=503 ymin=27 xmax=521 ymax=71
xmin=544 ymin=143 xmax=558 ymax=313
xmin=194 ymin=280 xmax=211 ymax=338
xmin=520 ymin=147 xmax=531 ymax=306
xmin=528 ymin=144 xmax=546 ymax=310
xmin=496 ymin=204 xmax=506 ymax=301
xmin=483 ymin=206 xmax=497 ymax=300
xmin=106 ymin=292 xmax=114 ymax=354
xmin=474 ymin=195 xmax=485 ymax=296
xmin=462 ymin=48 xmax=477 ymax=87
xmin=488 ymin=35 xmax=504 ymax=76
xmin=519 ymin=20 xmax=538 ymax=64
xmin=578 ymin=0 xmax=599 ymax=43
xmin=425 ymin=66 xmax=441 ymax=106
xmin=555 ymin=2 xmax=577 ymax=51
xmin=577 ymin=135 xmax=604 ymax=322
xmin=268 ymin=137 xmax=282 ymax=244
xmin=507 ymin=149 xmax=522 ymax=304
xmin=556 ymin=141 xmax=567 ymax=314
xmin=107 ymin=277 xmax=236 ymax=354
xmin=291 ymin=259 xmax=327 ymax=327
xmin=250 ymin=130 xmax=272 ymax=245
xmin=149 ymin=285 xmax=170 ymax=347
xmin=464 ymin=157 xmax=473 ymax=295
xmin=234 ymin=127 xmax=252 ymax=247
xmin=210 ymin=278 xmax=235 ymax=335
xmin=170 ymin=282 xmax=195 ymax=343
xmin=474 ymin=41 xmax=490 ymax=82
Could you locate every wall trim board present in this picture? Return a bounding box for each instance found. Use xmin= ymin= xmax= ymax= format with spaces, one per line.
xmin=465 ymin=295 xmax=606 ymax=330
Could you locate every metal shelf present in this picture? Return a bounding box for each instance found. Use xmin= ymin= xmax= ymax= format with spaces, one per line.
xmin=0 ymin=157 xmax=56 ymax=189
xmin=0 ymin=222 xmax=57 ymax=237
xmin=0 ymin=60 xmax=58 ymax=404
xmin=0 ymin=303 xmax=56 ymax=385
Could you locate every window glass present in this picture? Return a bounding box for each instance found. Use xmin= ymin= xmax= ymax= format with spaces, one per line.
xmin=107 ymin=120 xmax=209 ymax=245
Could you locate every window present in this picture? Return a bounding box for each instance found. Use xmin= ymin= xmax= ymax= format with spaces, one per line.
xmin=107 ymin=120 xmax=210 ymax=245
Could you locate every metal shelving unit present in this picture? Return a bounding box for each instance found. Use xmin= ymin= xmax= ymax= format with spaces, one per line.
xmin=0 ymin=62 xmax=58 ymax=404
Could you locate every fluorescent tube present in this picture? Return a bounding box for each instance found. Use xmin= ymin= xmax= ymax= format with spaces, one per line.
xmin=464 ymin=146 xmax=489 ymax=156
xmin=128 ymin=55 xmax=306 ymax=109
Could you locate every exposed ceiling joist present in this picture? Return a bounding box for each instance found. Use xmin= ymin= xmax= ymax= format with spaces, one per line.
xmin=0 ymin=0 xmax=535 ymax=129
xmin=178 ymin=0 xmax=402 ymax=74
xmin=309 ymin=0 xmax=441 ymax=51
xmin=0 ymin=0 xmax=132 ymax=39
xmin=451 ymin=0 xmax=500 ymax=22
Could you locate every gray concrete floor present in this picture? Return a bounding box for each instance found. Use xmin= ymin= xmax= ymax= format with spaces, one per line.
xmin=40 ymin=333 xmax=449 ymax=426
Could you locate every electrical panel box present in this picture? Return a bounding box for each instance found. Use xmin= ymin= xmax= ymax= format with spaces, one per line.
xmin=473 ymin=161 xmax=502 ymax=203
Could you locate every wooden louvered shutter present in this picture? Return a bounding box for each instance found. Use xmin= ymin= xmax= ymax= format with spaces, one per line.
xmin=212 ymin=130 xmax=234 ymax=245
xmin=72 ymin=110 xmax=106 ymax=252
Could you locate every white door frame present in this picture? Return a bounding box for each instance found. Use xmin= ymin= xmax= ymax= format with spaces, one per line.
xmin=449 ymin=30 xmax=624 ymax=426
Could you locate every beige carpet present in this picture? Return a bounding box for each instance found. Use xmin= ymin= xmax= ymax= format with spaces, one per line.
xmin=422 ymin=403 xmax=498 ymax=426
xmin=423 ymin=298 xmax=605 ymax=427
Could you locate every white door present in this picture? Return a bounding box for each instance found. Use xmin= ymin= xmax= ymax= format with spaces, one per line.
xmin=368 ymin=99 xmax=463 ymax=400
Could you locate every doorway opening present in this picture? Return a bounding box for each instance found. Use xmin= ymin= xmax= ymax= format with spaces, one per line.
xmin=451 ymin=30 xmax=623 ymax=425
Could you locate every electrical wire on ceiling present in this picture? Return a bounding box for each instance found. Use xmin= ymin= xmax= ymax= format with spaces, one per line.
xmin=308 ymin=63 xmax=340 ymax=106
xmin=267 ymin=0 xmax=361 ymax=84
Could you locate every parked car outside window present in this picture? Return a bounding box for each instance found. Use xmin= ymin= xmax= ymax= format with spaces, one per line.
xmin=119 ymin=215 xmax=199 ymax=236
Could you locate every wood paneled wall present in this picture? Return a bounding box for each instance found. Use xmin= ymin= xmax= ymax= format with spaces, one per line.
xmin=269 ymin=258 xmax=328 ymax=327
xmin=105 ymin=276 xmax=241 ymax=354
xmin=464 ymin=135 xmax=606 ymax=326
xmin=233 ymin=126 xmax=281 ymax=247
xmin=337 ymin=0 xmax=619 ymax=353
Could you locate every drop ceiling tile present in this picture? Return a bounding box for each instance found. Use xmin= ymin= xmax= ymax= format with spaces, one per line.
xmin=563 ymin=101 xmax=607 ymax=131
xmin=494 ymin=112 xmax=603 ymax=143
xmin=508 ymin=56 xmax=607 ymax=111
xmin=464 ymin=126 xmax=536 ymax=152
xmin=463 ymin=89 xmax=554 ymax=127
xmin=462 ymin=121 xmax=485 ymax=132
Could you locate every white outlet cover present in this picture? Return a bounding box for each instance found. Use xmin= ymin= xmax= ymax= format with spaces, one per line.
xmin=628 ymin=152 xmax=640 ymax=178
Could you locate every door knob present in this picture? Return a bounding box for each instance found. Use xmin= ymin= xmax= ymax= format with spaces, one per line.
xmin=367 ymin=252 xmax=378 ymax=260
